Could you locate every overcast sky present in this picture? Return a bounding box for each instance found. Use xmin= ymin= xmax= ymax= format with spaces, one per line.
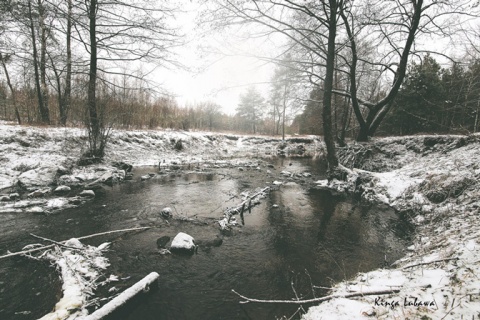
xmin=154 ymin=2 xmax=278 ymax=115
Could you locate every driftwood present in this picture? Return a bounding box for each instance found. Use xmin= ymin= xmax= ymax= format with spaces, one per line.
xmin=79 ymin=272 xmax=160 ymax=320
xmin=232 ymin=288 xmax=400 ymax=305
xmin=0 ymin=226 xmax=151 ymax=260
xmin=220 ymin=187 xmax=270 ymax=229
xmin=402 ymin=257 xmax=459 ymax=269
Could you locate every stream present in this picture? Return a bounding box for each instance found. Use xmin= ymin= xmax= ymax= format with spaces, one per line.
xmin=0 ymin=158 xmax=412 ymax=319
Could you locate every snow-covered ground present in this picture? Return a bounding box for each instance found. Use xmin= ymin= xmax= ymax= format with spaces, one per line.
xmin=0 ymin=121 xmax=319 ymax=214
xmin=304 ymin=134 xmax=480 ymax=319
xmin=2 ymin=121 xmax=479 ymax=319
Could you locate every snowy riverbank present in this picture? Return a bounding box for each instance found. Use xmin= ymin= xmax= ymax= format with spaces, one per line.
xmin=0 ymin=122 xmax=319 ymax=214
xmin=304 ymin=134 xmax=480 ymax=319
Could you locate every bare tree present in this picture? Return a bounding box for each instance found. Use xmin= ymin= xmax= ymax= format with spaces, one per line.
xmin=70 ymin=0 xmax=181 ymax=159
xmin=270 ymin=54 xmax=303 ymax=140
xmin=337 ymin=0 xmax=479 ymax=141
xmin=0 ymin=53 xmax=21 ymax=124
xmin=27 ymin=0 xmax=50 ymax=123
xmin=202 ymin=0 xmax=345 ymax=169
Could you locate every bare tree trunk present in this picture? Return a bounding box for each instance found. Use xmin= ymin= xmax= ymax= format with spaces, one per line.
xmin=282 ymin=80 xmax=287 ymax=140
xmin=61 ymin=0 xmax=72 ymax=126
xmin=38 ymin=0 xmax=50 ymax=123
xmin=272 ymin=103 xmax=276 ymax=135
xmin=322 ymin=0 xmax=339 ymax=170
xmin=338 ymin=93 xmax=350 ymax=147
xmin=28 ymin=0 xmax=49 ymax=124
xmin=87 ymin=0 xmax=101 ymax=156
xmin=354 ymin=0 xmax=423 ymax=141
xmin=0 ymin=53 xmax=21 ymax=124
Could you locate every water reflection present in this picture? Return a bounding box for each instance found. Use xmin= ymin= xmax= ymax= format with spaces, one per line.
xmin=0 ymin=161 xmax=411 ymax=320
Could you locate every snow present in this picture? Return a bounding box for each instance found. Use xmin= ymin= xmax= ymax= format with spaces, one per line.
xmin=37 ymin=239 xmax=113 ymax=320
xmin=0 ymin=123 xmax=318 ymax=214
xmin=78 ymin=272 xmax=159 ymax=320
xmin=303 ymin=298 xmax=371 ymax=320
xmin=303 ymin=134 xmax=480 ymax=320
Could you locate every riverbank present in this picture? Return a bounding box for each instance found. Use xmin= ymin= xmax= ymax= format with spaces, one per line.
xmin=1 ymin=122 xmax=479 ymax=319
xmin=0 ymin=122 xmax=319 ymax=214
xmin=304 ymin=134 xmax=480 ymax=319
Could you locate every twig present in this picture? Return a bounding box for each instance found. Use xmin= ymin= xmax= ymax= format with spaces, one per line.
xmin=304 ymin=269 xmax=317 ymax=298
xmin=227 ymin=187 xmax=269 ymax=216
xmin=29 ymin=233 xmax=80 ymax=250
xmin=231 ymin=288 xmax=400 ymax=305
xmin=290 ymin=276 xmax=306 ymax=315
xmin=402 ymin=257 xmax=459 ymax=269
xmin=0 ymin=226 xmax=150 ymax=260
xmin=286 ymin=306 xmax=304 ymax=320
xmin=220 ymin=187 xmax=270 ymax=229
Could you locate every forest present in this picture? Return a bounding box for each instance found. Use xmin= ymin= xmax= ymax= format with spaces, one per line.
xmin=2 ymin=1 xmax=480 ymax=155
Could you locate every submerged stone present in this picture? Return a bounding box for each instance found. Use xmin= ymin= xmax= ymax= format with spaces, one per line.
xmin=156 ymin=236 xmax=171 ymax=248
xmin=160 ymin=207 xmax=173 ymax=218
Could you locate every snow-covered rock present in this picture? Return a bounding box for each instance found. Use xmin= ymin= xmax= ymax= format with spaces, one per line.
xmin=18 ymin=166 xmax=58 ymax=188
xmin=79 ymin=190 xmax=95 ymax=197
xmin=170 ymin=232 xmax=195 ymax=252
xmin=0 ymin=175 xmax=15 ymax=191
xmin=160 ymin=207 xmax=173 ymax=218
xmin=28 ymin=188 xmax=51 ymax=198
xmin=46 ymin=198 xmax=69 ymax=209
xmin=54 ymin=185 xmax=71 ymax=194
xmin=140 ymin=174 xmax=151 ymax=181
xmin=27 ymin=206 xmax=44 ymax=214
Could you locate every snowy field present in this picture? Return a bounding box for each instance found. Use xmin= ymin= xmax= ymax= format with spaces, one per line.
xmin=1 ymin=121 xmax=479 ymax=319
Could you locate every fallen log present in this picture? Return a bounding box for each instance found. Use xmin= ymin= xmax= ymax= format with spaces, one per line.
xmin=79 ymin=272 xmax=160 ymax=320
xmin=232 ymin=288 xmax=400 ymax=305
xmin=0 ymin=226 xmax=151 ymax=260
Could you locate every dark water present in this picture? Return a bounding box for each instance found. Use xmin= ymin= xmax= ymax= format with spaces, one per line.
xmin=0 ymin=159 xmax=411 ymax=320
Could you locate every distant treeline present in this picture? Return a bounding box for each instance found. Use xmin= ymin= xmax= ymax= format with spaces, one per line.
xmin=2 ymin=55 xmax=480 ymax=137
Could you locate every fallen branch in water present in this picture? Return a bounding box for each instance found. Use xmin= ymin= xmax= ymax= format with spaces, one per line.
xmin=78 ymin=272 xmax=160 ymax=320
xmin=0 ymin=226 xmax=150 ymax=260
xmin=37 ymin=239 xmax=113 ymax=320
xmin=231 ymin=288 xmax=400 ymax=305
xmin=219 ymin=187 xmax=269 ymax=229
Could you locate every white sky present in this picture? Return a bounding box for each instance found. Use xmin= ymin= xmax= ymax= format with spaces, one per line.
xmin=160 ymin=54 xmax=274 ymax=115
xmin=153 ymin=2 xmax=278 ymax=115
